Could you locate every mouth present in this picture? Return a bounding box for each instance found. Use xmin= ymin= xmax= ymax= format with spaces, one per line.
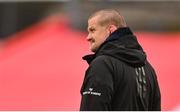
xmin=89 ymin=41 xmax=95 ymax=46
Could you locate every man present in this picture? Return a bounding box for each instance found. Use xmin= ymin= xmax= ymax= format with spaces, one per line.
xmin=80 ymin=9 xmax=161 ymax=111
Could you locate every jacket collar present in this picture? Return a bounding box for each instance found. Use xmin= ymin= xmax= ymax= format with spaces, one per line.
xmin=105 ymin=27 xmax=133 ymax=42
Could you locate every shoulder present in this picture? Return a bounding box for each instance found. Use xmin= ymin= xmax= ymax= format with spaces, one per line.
xmin=86 ymin=55 xmax=115 ymax=78
xmin=91 ymin=55 xmax=119 ymax=66
xmin=89 ymin=55 xmax=114 ymax=70
xmin=91 ymin=55 xmax=110 ymax=64
xmin=90 ymin=55 xmax=124 ymax=71
xmin=88 ymin=55 xmax=124 ymax=78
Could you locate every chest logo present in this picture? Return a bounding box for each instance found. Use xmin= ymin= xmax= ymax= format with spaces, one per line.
xmin=83 ymin=88 xmax=101 ymax=96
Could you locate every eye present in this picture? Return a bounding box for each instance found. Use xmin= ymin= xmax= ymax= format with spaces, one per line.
xmin=90 ymin=28 xmax=95 ymax=33
xmin=88 ymin=27 xmax=95 ymax=33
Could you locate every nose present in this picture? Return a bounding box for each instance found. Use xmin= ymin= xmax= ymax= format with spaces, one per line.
xmin=86 ymin=34 xmax=92 ymax=41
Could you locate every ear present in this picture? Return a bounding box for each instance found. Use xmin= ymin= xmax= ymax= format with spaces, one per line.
xmin=109 ymin=25 xmax=117 ymax=33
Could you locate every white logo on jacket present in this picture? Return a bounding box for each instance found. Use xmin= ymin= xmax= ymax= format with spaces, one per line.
xmin=83 ymin=88 xmax=101 ymax=96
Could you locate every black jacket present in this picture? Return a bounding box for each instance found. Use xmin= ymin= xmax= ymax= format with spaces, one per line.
xmin=80 ymin=27 xmax=161 ymax=111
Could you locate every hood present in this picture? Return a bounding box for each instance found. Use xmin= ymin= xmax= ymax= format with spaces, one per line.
xmin=83 ymin=27 xmax=146 ymax=67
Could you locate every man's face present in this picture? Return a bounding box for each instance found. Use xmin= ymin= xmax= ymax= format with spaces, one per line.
xmin=87 ymin=16 xmax=110 ymax=52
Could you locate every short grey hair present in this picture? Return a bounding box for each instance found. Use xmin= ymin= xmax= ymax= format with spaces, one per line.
xmin=88 ymin=9 xmax=127 ymax=28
